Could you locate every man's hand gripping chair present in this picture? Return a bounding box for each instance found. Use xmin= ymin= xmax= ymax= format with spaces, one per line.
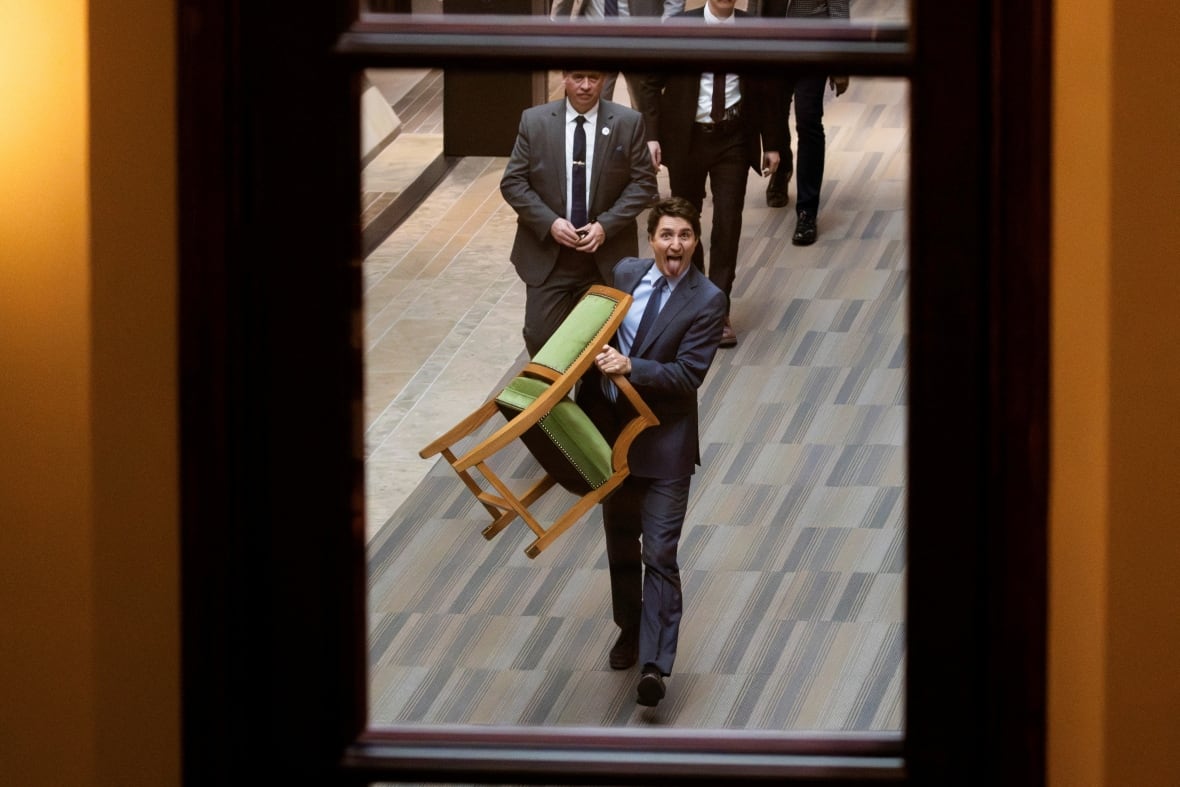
xmin=419 ymin=285 xmax=658 ymax=558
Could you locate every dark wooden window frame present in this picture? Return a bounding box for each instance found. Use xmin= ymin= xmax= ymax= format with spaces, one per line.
xmin=179 ymin=1 xmax=1049 ymax=784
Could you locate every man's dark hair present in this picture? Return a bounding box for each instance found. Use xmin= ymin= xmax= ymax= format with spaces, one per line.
xmin=646 ymin=196 xmax=701 ymax=240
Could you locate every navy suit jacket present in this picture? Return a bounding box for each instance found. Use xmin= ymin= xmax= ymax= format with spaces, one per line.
xmin=578 ymin=257 xmax=726 ymax=479
xmin=500 ymin=99 xmax=658 ymax=287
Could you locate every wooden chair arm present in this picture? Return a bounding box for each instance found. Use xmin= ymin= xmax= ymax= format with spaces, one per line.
xmin=452 ymin=377 xmax=577 ymax=472
xmin=608 ymin=373 xmax=660 ymax=471
xmin=611 ymin=373 xmax=658 ymax=428
xmin=419 ymin=400 xmax=500 ymax=459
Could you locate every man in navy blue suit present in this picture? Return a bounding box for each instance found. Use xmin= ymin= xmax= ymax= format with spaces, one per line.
xmin=577 ymin=197 xmax=726 ymax=707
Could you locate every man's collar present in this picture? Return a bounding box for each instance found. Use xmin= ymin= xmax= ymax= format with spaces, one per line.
xmin=565 ymin=101 xmax=601 ymax=121
xmin=703 ymin=4 xmax=736 ymax=24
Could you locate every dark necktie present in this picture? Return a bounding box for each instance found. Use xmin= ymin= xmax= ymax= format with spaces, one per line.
xmin=603 ymin=276 xmax=667 ymax=402
xmin=604 ymin=0 xmax=618 ymax=16
xmin=630 ymin=276 xmax=667 ymax=352
xmin=711 ymin=72 xmax=727 ymax=122
xmin=571 ymin=115 xmax=588 ymax=228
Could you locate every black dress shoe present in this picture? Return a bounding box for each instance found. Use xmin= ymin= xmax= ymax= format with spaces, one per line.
xmin=765 ymin=167 xmax=792 ymax=208
xmin=609 ymin=627 xmax=639 ymax=670
xmin=636 ymin=670 xmax=666 ymax=707
xmin=792 ymin=211 xmax=817 ymax=246
xmin=719 ymin=316 xmax=737 ymax=348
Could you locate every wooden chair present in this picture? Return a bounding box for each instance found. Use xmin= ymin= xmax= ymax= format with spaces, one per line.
xmin=419 ymin=285 xmax=659 ymax=558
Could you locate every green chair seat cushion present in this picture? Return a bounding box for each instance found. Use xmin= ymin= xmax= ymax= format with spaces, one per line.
xmin=495 ymin=376 xmax=613 ymax=494
xmin=531 ymin=291 xmax=623 ymax=374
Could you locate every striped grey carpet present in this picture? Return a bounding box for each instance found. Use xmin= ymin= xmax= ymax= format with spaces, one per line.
xmin=367 ymin=73 xmax=909 ymax=732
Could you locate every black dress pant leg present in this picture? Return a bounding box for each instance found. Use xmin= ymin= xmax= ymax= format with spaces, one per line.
xmin=776 ymin=76 xmax=797 ymax=177
xmin=703 ymin=128 xmax=750 ymax=308
xmin=791 ymin=73 xmax=827 ymax=216
xmin=668 ymin=125 xmax=748 ymax=311
xmin=667 ymin=135 xmax=711 ymax=275
xmin=522 ymin=247 xmax=602 ymax=356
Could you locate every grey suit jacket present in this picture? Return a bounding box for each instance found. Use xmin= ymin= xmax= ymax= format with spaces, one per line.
xmin=500 ymin=99 xmax=659 ymax=286
xmin=577 ymin=258 xmax=726 ymax=479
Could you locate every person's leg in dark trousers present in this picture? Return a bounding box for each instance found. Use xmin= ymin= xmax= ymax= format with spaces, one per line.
xmin=666 ymin=131 xmax=712 ymax=276
xmin=601 ymin=71 xmax=621 ymax=101
xmin=602 ymin=473 xmax=691 ymax=677
xmin=603 ymin=477 xmax=646 ymax=634
xmin=702 ymin=128 xmax=750 ymax=308
xmin=522 ymin=248 xmax=602 ymax=356
xmin=791 ymin=74 xmax=827 ymax=229
xmin=636 ymin=475 xmax=690 ymax=676
xmin=622 ymin=73 xmax=650 ymax=116
xmin=766 ymin=77 xmax=796 ymax=207
xmin=667 ymin=126 xmax=747 ymax=306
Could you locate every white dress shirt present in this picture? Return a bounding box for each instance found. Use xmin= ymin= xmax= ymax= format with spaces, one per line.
xmin=696 ymin=4 xmax=740 ymax=123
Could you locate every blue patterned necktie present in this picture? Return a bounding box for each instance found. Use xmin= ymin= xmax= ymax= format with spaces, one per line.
xmin=571 ymin=115 xmax=588 ymax=228
xmin=604 ymin=0 xmax=618 ymax=16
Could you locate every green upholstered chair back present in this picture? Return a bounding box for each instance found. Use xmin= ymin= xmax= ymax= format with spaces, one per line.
xmin=530 ymin=288 xmax=626 ymax=375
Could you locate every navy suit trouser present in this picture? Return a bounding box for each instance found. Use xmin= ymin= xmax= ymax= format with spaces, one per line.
xmin=603 ymin=473 xmax=692 ymax=677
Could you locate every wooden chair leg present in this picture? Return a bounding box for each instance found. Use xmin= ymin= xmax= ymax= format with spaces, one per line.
xmin=523 ymin=476 xmax=624 ymax=558
xmin=481 ymin=475 xmax=557 ymax=540
xmin=443 ymin=448 xmax=505 ymax=521
xmin=478 ymin=461 xmax=552 ymax=541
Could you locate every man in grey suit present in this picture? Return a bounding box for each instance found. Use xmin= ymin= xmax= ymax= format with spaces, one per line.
xmin=577 ymin=197 xmax=726 ymax=707
xmin=501 ymin=70 xmax=659 ymax=357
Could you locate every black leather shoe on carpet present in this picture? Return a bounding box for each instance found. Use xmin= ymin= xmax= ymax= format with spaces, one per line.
xmin=609 ymin=627 xmax=639 ymax=670
xmin=792 ymin=211 xmax=818 ymax=246
xmin=765 ymin=167 xmax=791 ymax=208
xmin=719 ymin=316 xmax=737 ymax=348
xmin=636 ymin=670 xmax=666 ymax=707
